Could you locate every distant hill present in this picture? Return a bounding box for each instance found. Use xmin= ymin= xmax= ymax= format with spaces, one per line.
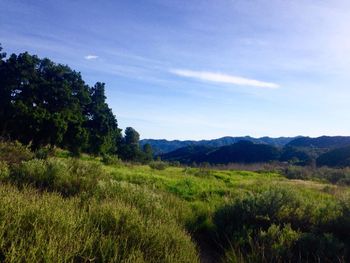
xmin=161 ymin=141 xmax=282 ymax=165
xmin=161 ymin=141 xmax=322 ymax=165
xmin=141 ymin=136 xmax=296 ymax=155
xmin=139 ymin=139 xmax=194 ymax=155
xmin=161 ymin=145 xmax=215 ymax=164
xmin=205 ymin=141 xmax=281 ymax=164
xmin=287 ymin=136 xmax=350 ymax=149
xmin=317 ymin=146 xmax=350 ymax=167
xmin=146 ymin=136 xmax=350 ymax=166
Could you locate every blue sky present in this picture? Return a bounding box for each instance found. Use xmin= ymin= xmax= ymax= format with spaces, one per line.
xmin=1 ymin=0 xmax=350 ymax=140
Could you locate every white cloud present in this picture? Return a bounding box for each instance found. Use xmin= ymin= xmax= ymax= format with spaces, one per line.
xmin=170 ymin=69 xmax=280 ymax=89
xmin=84 ymin=55 xmax=98 ymax=60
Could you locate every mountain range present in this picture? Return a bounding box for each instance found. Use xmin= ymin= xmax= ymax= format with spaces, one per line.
xmin=140 ymin=136 xmax=297 ymax=155
xmin=140 ymin=136 xmax=350 ymax=167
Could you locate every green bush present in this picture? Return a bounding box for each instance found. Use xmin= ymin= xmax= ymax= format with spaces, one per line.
xmin=101 ymin=154 xmax=122 ymax=166
xmin=282 ymin=166 xmax=350 ymax=185
xmin=214 ymin=187 xmax=349 ymax=262
xmin=255 ymin=224 xmax=300 ymax=261
xmin=52 ymin=148 xmax=71 ymax=158
xmin=223 ymin=224 xmax=301 ymax=263
xmin=0 ymin=161 xmax=10 ymax=180
xmin=169 ymin=161 xmax=181 ymax=167
xmin=35 ymin=146 xmax=54 ymax=159
xmin=149 ymin=161 xmax=168 ymax=170
xmin=0 ymin=141 xmax=34 ymax=165
xmin=283 ymin=165 xmax=312 ymax=180
xmin=214 ymin=187 xmax=301 ymax=238
xmin=10 ymin=159 xmax=49 ymax=187
xmin=338 ymin=177 xmax=350 ymax=186
xmin=194 ymin=167 xmax=213 ymax=177
xmin=296 ymin=232 xmax=345 ymax=262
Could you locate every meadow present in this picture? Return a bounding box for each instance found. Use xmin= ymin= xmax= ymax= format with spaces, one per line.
xmin=0 ymin=142 xmax=349 ymax=262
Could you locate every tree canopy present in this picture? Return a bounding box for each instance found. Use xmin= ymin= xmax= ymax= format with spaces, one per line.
xmin=0 ymin=45 xmax=150 ymax=161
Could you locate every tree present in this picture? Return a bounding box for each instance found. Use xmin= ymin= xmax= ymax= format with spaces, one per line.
xmin=0 ymin=44 xmax=9 ymax=137
xmin=86 ymin=82 xmax=121 ymax=155
xmin=0 ymin=44 xmax=6 ymax=61
xmin=142 ymin=143 xmax=153 ymax=163
xmin=0 ymin=47 xmax=122 ymax=156
xmin=124 ymin=127 xmax=140 ymax=145
xmin=119 ymin=127 xmax=141 ymax=161
xmin=0 ymin=46 xmax=129 ymax=158
xmin=0 ymin=52 xmax=91 ymax=152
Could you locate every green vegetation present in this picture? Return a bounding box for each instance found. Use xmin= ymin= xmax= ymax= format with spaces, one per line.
xmin=0 ymin=141 xmax=349 ymax=262
xmin=0 ymin=45 xmax=152 ymax=162
xmin=156 ymin=137 xmax=350 ymax=167
xmin=0 ymin=185 xmax=198 ymax=262
xmin=283 ymin=165 xmax=350 ymax=186
xmin=1 ymin=46 xmax=350 ymax=262
xmin=161 ymin=141 xmax=315 ymax=166
xmin=0 ymin=142 xmax=198 ymax=262
xmin=317 ymin=146 xmax=350 ymax=168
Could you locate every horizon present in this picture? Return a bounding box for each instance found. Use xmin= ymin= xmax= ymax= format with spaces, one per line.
xmin=2 ymin=0 xmax=350 ymax=140
xmin=141 ymin=134 xmax=349 ymax=142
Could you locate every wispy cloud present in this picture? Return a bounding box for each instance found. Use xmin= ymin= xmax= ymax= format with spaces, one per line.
xmin=170 ymin=69 xmax=280 ymax=89
xmin=84 ymin=55 xmax=98 ymax=60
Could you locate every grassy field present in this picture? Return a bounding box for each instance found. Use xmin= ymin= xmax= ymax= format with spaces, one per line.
xmin=0 ymin=148 xmax=349 ymax=262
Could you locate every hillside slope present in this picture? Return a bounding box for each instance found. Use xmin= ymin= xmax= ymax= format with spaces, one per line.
xmin=317 ymin=146 xmax=350 ymax=167
xmin=141 ymin=136 xmax=296 ymax=154
xmin=162 ymin=141 xmax=282 ymax=164
xmin=287 ymin=136 xmax=350 ymax=149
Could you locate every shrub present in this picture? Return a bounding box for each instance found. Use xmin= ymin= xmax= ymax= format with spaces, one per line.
xmin=101 ymin=154 xmax=122 ymax=166
xmin=0 ymin=161 xmax=10 ymax=180
xmin=223 ymin=224 xmax=302 ymax=263
xmin=52 ymin=148 xmax=71 ymax=158
xmin=214 ymin=187 xmax=349 ymax=262
xmin=10 ymin=159 xmax=49 ymax=188
xmin=256 ymin=224 xmax=301 ymax=260
xmin=282 ymin=165 xmax=350 ymax=185
xmin=149 ymin=161 xmax=168 ymax=170
xmin=296 ymin=232 xmax=346 ymax=262
xmin=35 ymin=146 xmax=54 ymax=159
xmin=54 ymin=158 xmax=106 ymax=196
xmin=169 ymin=161 xmax=181 ymax=167
xmin=0 ymin=141 xmax=34 ymax=165
xmin=194 ymin=167 xmax=213 ymax=177
xmin=338 ymin=177 xmax=350 ymax=186
xmin=282 ymin=165 xmax=312 ymax=180
xmin=214 ymin=187 xmax=301 ymax=239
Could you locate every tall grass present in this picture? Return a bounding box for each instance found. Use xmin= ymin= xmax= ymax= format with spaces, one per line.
xmin=0 ymin=141 xmax=349 ymax=262
xmin=0 ymin=184 xmax=199 ymax=263
xmin=7 ymin=158 xmax=106 ymax=197
xmin=0 ymin=140 xmax=33 ymax=165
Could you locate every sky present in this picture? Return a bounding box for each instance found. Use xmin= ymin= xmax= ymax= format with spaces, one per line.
xmin=1 ymin=0 xmax=350 ymax=140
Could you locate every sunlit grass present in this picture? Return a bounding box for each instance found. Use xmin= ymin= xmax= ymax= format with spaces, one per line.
xmin=0 ymin=153 xmax=349 ymax=262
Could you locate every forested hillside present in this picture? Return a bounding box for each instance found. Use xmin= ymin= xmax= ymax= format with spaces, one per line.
xmin=287 ymin=136 xmax=350 ymax=149
xmin=161 ymin=141 xmax=314 ymax=166
xmin=161 ymin=138 xmax=350 ymax=167
xmin=141 ymin=136 xmax=296 ymax=154
xmin=317 ymin=146 xmax=350 ymax=167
